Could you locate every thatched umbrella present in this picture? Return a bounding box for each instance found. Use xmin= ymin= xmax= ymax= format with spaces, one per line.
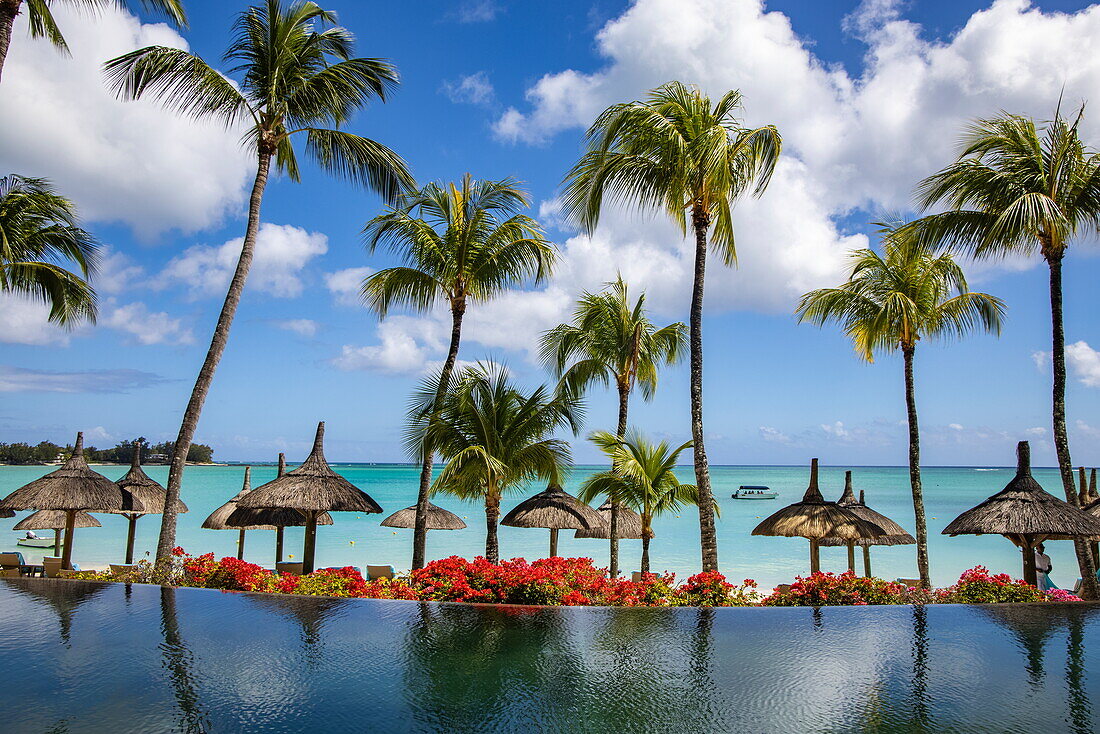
xmin=237 ymin=422 xmax=383 ymax=573
xmin=108 ymin=446 xmax=188 ymax=564
xmin=0 ymin=509 xmax=13 ymax=519
xmin=226 ymin=453 xmax=333 ymax=563
xmin=819 ymin=473 xmax=915 ymax=577
xmin=574 ymin=500 xmax=648 ymax=540
xmin=203 ymin=467 xmax=275 ymax=560
xmin=943 ymin=442 xmax=1100 ymax=586
xmin=752 ymin=459 xmax=886 ymax=574
xmin=501 ymin=483 xmax=607 ymax=557
xmin=14 ymin=509 xmax=101 ymax=554
xmin=381 ymin=502 xmax=465 ymax=565
xmin=0 ymin=432 xmax=137 ymax=569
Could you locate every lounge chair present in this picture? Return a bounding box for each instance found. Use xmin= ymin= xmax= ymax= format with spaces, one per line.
xmin=42 ymin=557 xmax=78 ymax=578
xmin=367 ymin=565 xmax=395 ymax=581
xmin=631 ymin=571 xmax=644 ymax=583
xmin=895 ymin=578 xmax=922 ymax=587
xmin=276 ymin=561 xmax=304 ymax=576
xmin=0 ymin=552 xmax=25 ymax=577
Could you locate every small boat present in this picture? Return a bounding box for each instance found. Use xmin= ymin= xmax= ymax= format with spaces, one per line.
xmin=732 ymin=485 xmax=777 ymax=500
xmin=16 ymin=537 xmax=55 ymax=548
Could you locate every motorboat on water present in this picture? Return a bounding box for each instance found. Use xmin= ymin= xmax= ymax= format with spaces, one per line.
xmin=731 ymin=485 xmax=777 ymax=500
xmin=16 ymin=537 xmax=55 ymax=548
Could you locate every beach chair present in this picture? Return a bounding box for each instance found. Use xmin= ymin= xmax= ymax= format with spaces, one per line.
xmin=0 ymin=552 xmax=25 ymax=577
xmin=42 ymin=557 xmax=79 ymax=578
xmin=367 ymin=565 xmax=395 ymax=581
xmin=276 ymin=561 xmax=304 ymax=576
xmin=631 ymin=571 xmax=644 ymax=583
xmin=896 ymin=578 xmax=922 ymax=587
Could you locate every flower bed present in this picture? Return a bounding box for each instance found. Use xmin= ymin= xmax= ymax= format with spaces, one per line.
xmin=66 ymin=550 xmax=1080 ymax=607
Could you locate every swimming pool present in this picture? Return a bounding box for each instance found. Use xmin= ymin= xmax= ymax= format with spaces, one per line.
xmin=0 ymin=579 xmax=1097 ymax=732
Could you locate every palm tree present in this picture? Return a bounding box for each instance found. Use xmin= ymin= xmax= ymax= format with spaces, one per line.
xmin=579 ymin=430 xmax=699 ymax=574
xmin=105 ymin=0 xmax=412 ymax=563
xmin=562 ymin=81 xmax=781 ymax=572
xmin=796 ymin=221 xmax=1005 ymax=587
xmin=0 ymin=174 xmax=97 ymax=325
xmin=539 ymin=277 xmax=685 ymax=576
xmin=908 ymin=107 xmax=1100 ymax=599
xmin=363 ymin=174 xmax=556 ymax=569
xmin=418 ymin=362 xmax=581 ymax=563
xmin=0 ymin=0 xmax=186 ymax=83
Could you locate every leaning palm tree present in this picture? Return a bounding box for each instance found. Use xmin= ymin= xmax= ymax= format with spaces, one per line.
xmin=539 ymin=277 xmax=685 ymax=576
xmin=579 ymin=430 xmax=699 ymax=574
xmin=418 ymin=362 xmax=581 ymax=563
xmin=797 ymin=221 xmax=1005 ymax=587
xmin=0 ymin=174 xmax=97 ymax=325
xmin=562 ymin=81 xmax=780 ymax=572
xmin=0 ymin=0 xmax=186 ymax=83
xmin=364 ymin=174 xmax=556 ymax=569
xmin=105 ymin=0 xmax=413 ymax=563
xmin=908 ymin=107 xmax=1100 ymax=599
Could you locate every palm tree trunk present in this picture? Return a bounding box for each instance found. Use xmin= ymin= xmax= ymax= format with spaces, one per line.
xmin=609 ymin=382 xmax=629 ymax=577
xmin=154 ymin=151 xmax=272 ymax=564
xmin=640 ymin=517 xmax=651 ymax=574
xmin=1047 ymin=254 xmax=1099 ymax=599
xmin=485 ymin=492 xmax=500 ymax=564
xmin=902 ymin=345 xmax=930 ymax=588
xmin=0 ymin=0 xmax=21 ymax=85
xmin=236 ymin=528 xmax=246 ymax=561
xmin=690 ymin=206 xmax=718 ymax=572
xmin=412 ymin=298 xmax=466 ymax=569
xmin=276 ymin=526 xmax=284 ymax=564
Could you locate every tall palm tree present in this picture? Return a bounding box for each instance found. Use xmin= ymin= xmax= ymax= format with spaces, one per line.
xmin=539 ymin=277 xmax=685 ymax=576
xmin=363 ymin=174 xmax=556 ymax=569
xmin=0 ymin=174 xmax=97 ymax=325
xmin=417 ymin=362 xmax=581 ymax=563
xmin=908 ymin=107 xmax=1100 ymax=599
xmin=562 ymin=81 xmax=780 ymax=572
xmin=0 ymin=0 xmax=186 ymax=83
xmin=579 ymin=430 xmax=699 ymax=574
xmin=105 ymin=0 xmax=412 ymax=563
xmin=796 ymin=221 xmax=1005 ymax=587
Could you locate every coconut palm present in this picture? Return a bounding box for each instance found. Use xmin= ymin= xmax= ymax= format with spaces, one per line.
xmin=908 ymin=107 xmax=1100 ymax=598
xmin=0 ymin=1 xmax=186 ymax=83
xmin=0 ymin=174 xmax=97 ymax=325
xmin=105 ymin=0 xmax=413 ymax=563
xmin=796 ymin=221 xmax=1005 ymax=587
xmin=579 ymin=431 xmax=699 ymax=574
xmin=417 ymin=362 xmax=581 ymax=563
xmin=562 ymin=81 xmax=781 ymax=572
xmin=539 ymin=277 xmax=685 ymax=576
xmin=364 ymin=174 xmax=555 ymax=569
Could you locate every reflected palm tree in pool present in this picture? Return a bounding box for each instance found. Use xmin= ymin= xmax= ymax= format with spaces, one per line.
xmin=1066 ymin=613 xmax=1091 ymax=734
xmin=6 ymin=579 xmax=104 ymax=646
xmin=158 ymin=586 xmax=210 ymax=734
xmin=909 ymin=605 xmax=930 ymax=733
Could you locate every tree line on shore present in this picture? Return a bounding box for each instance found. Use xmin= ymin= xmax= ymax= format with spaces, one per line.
xmin=0 ymin=438 xmax=214 ymax=465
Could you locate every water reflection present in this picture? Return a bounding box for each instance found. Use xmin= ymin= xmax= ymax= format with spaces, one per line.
xmin=910 ymin=605 xmax=930 ymax=733
xmin=4 ymin=578 xmax=104 ymax=646
xmin=245 ymin=594 xmax=348 ymax=667
xmin=158 ymin=586 xmax=211 ymax=734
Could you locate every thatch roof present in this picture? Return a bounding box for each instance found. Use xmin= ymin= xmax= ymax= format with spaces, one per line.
xmin=203 ymin=467 xmax=278 ymax=531
xmin=14 ymin=509 xmax=101 ymax=530
xmin=0 ymin=509 xmax=13 ymax=518
xmin=110 ymin=446 xmax=187 ymax=516
xmin=237 ymin=422 xmax=383 ymax=514
xmin=943 ymin=442 xmax=1100 ymax=540
xmin=501 ymin=484 xmax=607 ymax=531
xmin=752 ymin=459 xmax=887 ymax=540
xmin=381 ymin=502 xmax=466 ymax=530
xmin=225 ymin=454 xmax=333 ymax=528
xmin=574 ymin=500 xmax=649 ymax=539
xmin=819 ymin=474 xmax=915 ymax=547
xmin=0 ymin=432 xmax=136 ymax=513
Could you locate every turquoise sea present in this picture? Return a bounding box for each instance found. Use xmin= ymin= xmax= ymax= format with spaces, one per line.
xmin=0 ymin=463 xmax=1086 ymax=589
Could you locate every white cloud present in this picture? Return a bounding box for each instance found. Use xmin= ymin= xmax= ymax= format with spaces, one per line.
xmin=1032 ymin=350 xmax=1049 ymax=373
xmin=759 ymin=426 xmax=791 ymax=443
xmin=325 ymin=266 xmax=373 ymax=307
xmin=1066 ymin=341 xmax=1100 ymax=387
xmin=442 ymin=71 xmax=495 ymax=106
xmin=451 ymin=0 xmax=501 ymax=23
xmin=332 ymin=317 xmax=448 ymax=374
xmin=85 ymin=426 xmax=114 ymax=444
xmin=821 ymin=421 xmax=851 ymax=440
xmin=0 ymin=5 xmax=251 ymax=237
xmin=273 ymin=319 xmax=319 ymax=338
xmin=158 ymin=223 xmax=328 ymax=299
xmin=0 ymin=294 xmax=75 ymax=345
xmin=1025 ymin=426 xmax=1046 ymax=436
xmin=0 ymin=365 xmax=165 ymax=393
xmin=104 ymin=301 xmax=193 ymax=345
xmin=948 ymin=423 xmax=964 ymax=431
xmin=95 ymin=248 xmax=146 ymax=295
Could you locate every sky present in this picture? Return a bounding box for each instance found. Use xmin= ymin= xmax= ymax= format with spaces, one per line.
xmin=2 ymin=0 xmax=1100 ymax=466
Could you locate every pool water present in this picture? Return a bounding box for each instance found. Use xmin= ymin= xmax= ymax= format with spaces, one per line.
xmin=1 ymin=579 xmax=1098 ymax=733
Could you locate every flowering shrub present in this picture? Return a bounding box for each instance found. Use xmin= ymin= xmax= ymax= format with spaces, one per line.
xmin=1046 ymin=588 xmax=1083 ymax=602
xmin=675 ymin=572 xmax=759 ymax=607
xmin=936 ymin=566 xmax=1053 ymax=604
xmin=762 ymin=571 xmax=910 ymax=606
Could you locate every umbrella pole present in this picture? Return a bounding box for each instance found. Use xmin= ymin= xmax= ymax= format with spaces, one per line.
xmin=810 ymin=539 xmax=820 ymax=574
xmin=1020 ymin=537 xmax=1038 ymax=587
xmin=237 ymin=528 xmax=246 ymax=561
xmin=303 ymin=512 xmax=317 ymax=574
xmin=862 ymin=545 xmax=872 ymax=578
xmin=549 ymin=528 xmax=558 ymax=558
xmin=125 ymin=515 xmax=139 ymax=565
xmin=846 ymin=541 xmax=855 ymax=574
xmin=276 ymin=526 xmax=284 ymax=564
xmin=60 ymin=510 xmax=76 ymax=570
xmin=54 ymin=528 xmax=62 ymax=554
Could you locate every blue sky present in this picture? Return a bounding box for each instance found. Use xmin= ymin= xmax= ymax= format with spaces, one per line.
xmin=1 ymin=0 xmax=1100 ymax=465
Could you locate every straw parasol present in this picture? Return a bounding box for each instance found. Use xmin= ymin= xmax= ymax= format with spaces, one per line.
xmin=237 ymin=422 xmax=383 ymax=573
xmin=0 ymin=509 xmax=13 ymax=518
xmin=501 ymin=483 xmax=607 ymax=557
xmin=752 ymin=459 xmax=886 ymax=574
xmin=943 ymin=442 xmax=1100 ymax=586
xmin=819 ymin=472 xmax=915 ymax=577
xmin=14 ymin=509 xmax=101 ymax=554
xmin=226 ymin=453 xmax=333 ymax=563
xmin=381 ymin=502 xmax=465 ymax=563
xmin=574 ymin=500 xmax=648 ymax=540
xmin=108 ymin=446 xmax=188 ymax=564
xmin=0 ymin=432 xmax=138 ymax=569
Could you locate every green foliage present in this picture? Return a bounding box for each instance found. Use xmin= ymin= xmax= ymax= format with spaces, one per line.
xmin=17 ymin=0 xmax=186 ymax=57
xmin=0 ymin=437 xmax=215 ymax=464
xmin=0 ymin=174 xmax=98 ymax=325
xmin=0 ymin=441 xmax=62 ymax=464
